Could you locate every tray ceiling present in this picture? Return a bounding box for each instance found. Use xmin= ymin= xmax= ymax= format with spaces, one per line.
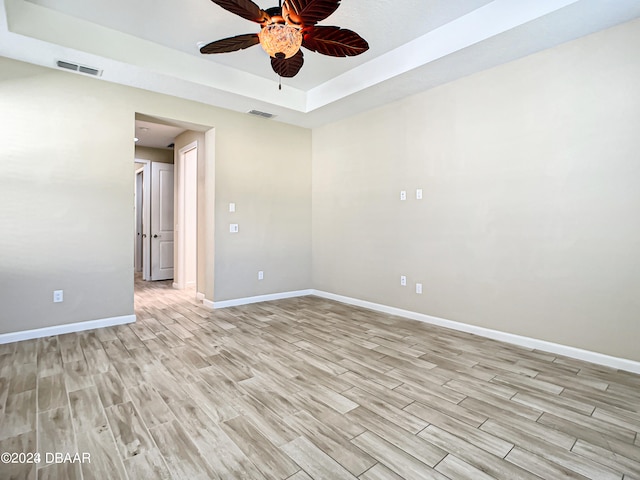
xmin=2 ymin=0 xmax=640 ymax=127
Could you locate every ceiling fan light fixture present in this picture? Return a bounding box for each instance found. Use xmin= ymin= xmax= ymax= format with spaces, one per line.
xmin=258 ymin=23 xmax=302 ymax=59
xmin=201 ymin=0 xmax=369 ymax=78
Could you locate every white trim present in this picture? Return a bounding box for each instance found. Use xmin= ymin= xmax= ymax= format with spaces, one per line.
xmin=311 ymin=290 xmax=640 ymax=375
xmin=0 ymin=315 xmax=136 ymax=344
xmin=196 ymin=292 xmax=205 ymax=301
xmin=163 ymin=284 xmax=640 ymax=374
xmin=134 ymin=159 xmax=151 ymax=281
xmin=175 ymin=141 xmax=198 ymax=291
xmin=205 ymin=289 xmax=314 ymax=309
xmin=202 ymin=299 xmax=214 ymax=308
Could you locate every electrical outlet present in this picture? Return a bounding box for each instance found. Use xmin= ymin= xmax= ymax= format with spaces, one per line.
xmin=416 ymin=283 xmax=423 ymax=294
xmin=416 ymin=188 xmax=423 ymax=200
xmin=400 ymin=190 xmax=407 ymax=201
xmin=229 ymin=203 xmax=236 ymax=212
xmin=258 ymin=271 xmax=264 ymax=280
xmin=53 ymin=290 xmax=64 ymax=303
xmin=400 ymin=275 xmax=407 ymax=286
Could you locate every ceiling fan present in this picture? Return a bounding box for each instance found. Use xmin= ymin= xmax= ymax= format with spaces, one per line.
xmin=200 ymin=0 xmax=369 ymax=79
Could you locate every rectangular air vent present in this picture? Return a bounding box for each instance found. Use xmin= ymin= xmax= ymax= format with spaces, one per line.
xmin=78 ymin=65 xmax=101 ymax=76
xmin=248 ymin=110 xmax=275 ymax=119
xmin=56 ymin=60 xmax=102 ymax=77
xmin=56 ymin=61 xmax=77 ymax=71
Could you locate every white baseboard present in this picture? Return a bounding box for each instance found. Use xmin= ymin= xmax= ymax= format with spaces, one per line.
xmin=202 ymin=299 xmax=214 ymax=308
xmin=311 ymin=290 xmax=640 ymax=375
xmin=2 ymin=285 xmax=635 ymax=374
xmin=205 ymin=289 xmax=314 ymax=309
xmin=0 ymin=314 xmax=136 ymax=345
xmin=196 ymin=292 xmax=205 ymax=302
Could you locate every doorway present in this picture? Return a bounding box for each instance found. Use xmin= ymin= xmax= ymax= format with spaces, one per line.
xmin=175 ymin=141 xmax=198 ymax=289
xmin=133 ymin=159 xmax=175 ymax=281
xmin=133 ymin=113 xmax=214 ymax=302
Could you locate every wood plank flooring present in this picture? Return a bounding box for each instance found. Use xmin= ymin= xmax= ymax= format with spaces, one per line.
xmin=1 ymin=278 xmax=640 ymax=479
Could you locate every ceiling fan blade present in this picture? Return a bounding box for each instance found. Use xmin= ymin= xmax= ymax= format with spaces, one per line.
xmin=271 ymin=50 xmax=304 ymax=77
xmin=302 ymin=26 xmax=369 ymax=57
xmin=200 ymin=34 xmax=260 ymax=54
xmin=210 ymin=0 xmax=270 ymax=24
xmin=283 ymin=0 xmax=340 ymax=26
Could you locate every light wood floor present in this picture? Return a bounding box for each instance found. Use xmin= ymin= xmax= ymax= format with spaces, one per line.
xmin=1 ymin=279 xmax=640 ymax=479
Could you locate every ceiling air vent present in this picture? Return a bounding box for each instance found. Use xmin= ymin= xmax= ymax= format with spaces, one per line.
xmin=248 ymin=110 xmax=275 ymax=119
xmin=56 ymin=60 xmax=103 ymax=77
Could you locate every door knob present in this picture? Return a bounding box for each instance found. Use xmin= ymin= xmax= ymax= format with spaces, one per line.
xmin=153 ymin=234 xmax=160 ymax=238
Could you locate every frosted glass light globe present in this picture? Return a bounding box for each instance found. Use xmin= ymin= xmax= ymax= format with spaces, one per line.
xmin=258 ymin=24 xmax=302 ymax=59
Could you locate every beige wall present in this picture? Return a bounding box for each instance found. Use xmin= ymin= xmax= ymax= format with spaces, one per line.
xmin=1 ymin=18 xmax=638 ymax=363
xmin=135 ymin=146 xmax=174 ymax=164
xmin=0 ymin=56 xmax=311 ymax=333
xmin=214 ymin=114 xmax=312 ymax=301
xmin=312 ymin=19 xmax=640 ymax=361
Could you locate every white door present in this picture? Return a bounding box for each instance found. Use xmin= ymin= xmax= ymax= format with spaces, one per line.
xmin=151 ymin=162 xmax=174 ymax=280
xmin=134 ymin=170 xmax=144 ymax=272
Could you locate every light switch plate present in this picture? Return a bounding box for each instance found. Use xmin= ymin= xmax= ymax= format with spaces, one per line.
xmin=229 ymin=203 xmax=236 ymax=212
xmin=230 ymin=224 xmax=239 ymax=233
xmin=416 ymin=283 xmax=423 ymax=294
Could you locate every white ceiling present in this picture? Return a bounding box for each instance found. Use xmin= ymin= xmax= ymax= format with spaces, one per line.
xmin=2 ymin=0 xmax=640 ymax=128
xmin=134 ymin=119 xmax=187 ymax=149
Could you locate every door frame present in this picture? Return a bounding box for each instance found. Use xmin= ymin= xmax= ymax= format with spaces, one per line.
xmin=134 ymin=167 xmax=143 ymax=273
xmin=174 ymin=141 xmax=198 ymax=290
xmin=134 ymin=159 xmax=151 ymax=280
